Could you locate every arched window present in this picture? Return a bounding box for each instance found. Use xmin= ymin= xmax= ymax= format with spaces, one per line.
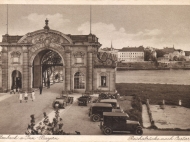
xmin=100 ymin=72 xmax=107 ymax=87
xmin=74 ymin=72 xmax=85 ymax=89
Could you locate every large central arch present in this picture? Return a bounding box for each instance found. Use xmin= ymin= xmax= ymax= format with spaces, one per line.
xmin=32 ymin=49 xmax=65 ymax=89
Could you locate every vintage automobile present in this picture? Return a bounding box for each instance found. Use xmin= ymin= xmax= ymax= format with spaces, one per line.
xmin=99 ymin=93 xmax=117 ymax=99
xmin=99 ymin=99 xmax=120 ymax=109
xmin=100 ymin=112 xmax=143 ymax=135
xmin=78 ymin=95 xmax=91 ymax=106
xmin=112 ymin=109 xmax=124 ymax=113
xmin=52 ymin=95 xmax=73 ymax=109
xmin=89 ymin=103 xmax=112 ymax=122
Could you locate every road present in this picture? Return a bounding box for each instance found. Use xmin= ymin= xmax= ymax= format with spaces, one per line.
xmin=0 ymin=83 xmax=190 ymax=135
xmin=60 ymin=100 xmax=190 ymax=135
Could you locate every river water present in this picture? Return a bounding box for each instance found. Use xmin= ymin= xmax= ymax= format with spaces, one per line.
xmin=116 ymin=70 xmax=190 ymax=85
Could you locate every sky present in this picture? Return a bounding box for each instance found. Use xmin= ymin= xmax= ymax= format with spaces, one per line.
xmin=0 ymin=5 xmax=190 ymax=51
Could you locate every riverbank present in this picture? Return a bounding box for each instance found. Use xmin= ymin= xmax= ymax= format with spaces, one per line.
xmin=116 ymin=83 xmax=190 ymax=108
xmin=117 ymin=67 xmax=190 ymax=71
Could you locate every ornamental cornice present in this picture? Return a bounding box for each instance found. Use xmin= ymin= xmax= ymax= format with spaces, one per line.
xmin=0 ymin=43 xmax=32 ymax=46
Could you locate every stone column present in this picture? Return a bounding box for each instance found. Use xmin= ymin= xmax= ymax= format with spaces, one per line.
xmin=87 ymin=49 xmax=93 ymax=92
xmin=22 ymin=46 xmax=29 ymax=92
xmin=2 ymin=46 xmax=8 ymax=92
xmin=28 ymin=65 xmax=32 ymax=92
xmin=65 ymin=50 xmax=71 ymax=92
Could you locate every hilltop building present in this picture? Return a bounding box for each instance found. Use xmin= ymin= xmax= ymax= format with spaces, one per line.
xmin=118 ymin=46 xmax=144 ymax=62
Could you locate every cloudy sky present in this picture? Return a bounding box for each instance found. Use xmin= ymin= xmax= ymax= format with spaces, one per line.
xmin=0 ymin=5 xmax=190 ymax=51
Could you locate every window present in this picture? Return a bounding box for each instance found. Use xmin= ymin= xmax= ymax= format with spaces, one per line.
xmin=100 ymin=72 xmax=107 ymax=87
xmin=74 ymin=72 xmax=85 ymax=89
xmin=11 ymin=51 xmax=21 ymax=64
xmin=101 ymin=76 xmax=106 ymax=87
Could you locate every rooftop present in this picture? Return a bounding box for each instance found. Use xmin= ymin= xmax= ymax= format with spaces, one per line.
xmin=162 ymin=47 xmax=175 ymax=54
xmin=103 ymin=112 xmax=128 ymax=117
xmin=100 ymin=99 xmax=117 ymax=103
xmin=185 ymin=51 xmax=190 ymax=56
xmin=118 ymin=46 xmax=144 ymax=52
xmin=91 ymin=103 xmax=112 ymax=107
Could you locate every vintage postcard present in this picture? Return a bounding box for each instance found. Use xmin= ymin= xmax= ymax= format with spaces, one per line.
xmin=0 ymin=0 xmax=190 ymax=142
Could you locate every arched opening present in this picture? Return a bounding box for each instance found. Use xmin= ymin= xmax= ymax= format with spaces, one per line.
xmin=74 ymin=72 xmax=85 ymax=89
xmin=11 ymin=70 xmax=22 ymax=90
xmin=32 ymin=49 xmax=64 ymax=88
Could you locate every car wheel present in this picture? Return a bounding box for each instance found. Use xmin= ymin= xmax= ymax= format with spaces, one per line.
xmin=135 ymin=128 xmax=143 ymax=135
xmin=54 ymin=102 xmax=60 ymax=108
xmin=92 ymin=114 xmax=100 ymax=122
xmin=104 ymin=127 xmax=112 ymax=135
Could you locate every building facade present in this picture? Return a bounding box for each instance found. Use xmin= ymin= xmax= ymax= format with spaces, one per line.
xmin=118 ymin=46 xmax=144 ymax=62
xmin=0 ymin=20 xmax=116 ymax=93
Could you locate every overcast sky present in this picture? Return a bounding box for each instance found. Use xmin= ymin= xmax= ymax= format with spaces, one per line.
xmin=0 ymin=5 xmax=190 ymax=51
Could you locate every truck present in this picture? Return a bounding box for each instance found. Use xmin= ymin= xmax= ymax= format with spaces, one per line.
xmin=100 ymin=112 xmax=143 ymax=135
xmin=88 ymin=103 xmax=112 ymax=122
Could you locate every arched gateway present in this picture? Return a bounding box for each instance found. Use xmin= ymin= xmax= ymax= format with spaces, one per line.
xmin=0 ymin=20 xmax=116 ymax=94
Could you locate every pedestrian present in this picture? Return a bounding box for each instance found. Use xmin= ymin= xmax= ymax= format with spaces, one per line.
xmin=31 ymin=90 xmax=35 ymax=102
xmin=39 ymin=85 xmax=43 ymax=95
xmin=17 ymin=88 xmax=20 ymax=93
xmin=19 ymin=93 xmax=23 ymax=103
xmin=13 ymin=87 xmax=16 ymax=94
xmin=24 ymin=91 xmax=28 ymax=103
xmin=47 ymin=79 xmax=50 ymax=89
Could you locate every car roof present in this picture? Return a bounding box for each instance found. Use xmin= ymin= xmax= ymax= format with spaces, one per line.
xmin=100 ymin=99 xmax=117 ymax=103
xmin=91 ymin=103 xmax=112 ymax=107
xmin=103 ymin=112 xmax=128 ymax=117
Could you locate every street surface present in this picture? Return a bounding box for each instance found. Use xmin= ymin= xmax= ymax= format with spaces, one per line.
xmin=0 ymin=83 xmax=190 ymax=135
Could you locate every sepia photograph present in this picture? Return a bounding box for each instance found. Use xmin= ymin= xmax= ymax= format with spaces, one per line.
xmin=0 ymin=1 xmax=190 ymax=141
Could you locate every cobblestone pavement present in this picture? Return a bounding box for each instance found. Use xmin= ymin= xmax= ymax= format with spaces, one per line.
xmin=0 ymin=83 xmax=75 ymax=134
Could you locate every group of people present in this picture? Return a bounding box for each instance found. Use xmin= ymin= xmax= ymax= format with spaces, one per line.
xmin=18 ymin=90 xmax=35 ymax=103
xmin=25 ymin=112 xmax=65 ymax=135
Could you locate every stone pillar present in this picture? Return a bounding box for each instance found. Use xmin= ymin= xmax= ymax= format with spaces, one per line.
xmin=87 ymin=49 xmax=93 ymax=92
xmin=65 ymin=50 xmax=71 ymax=92
xmin=22 ymin=46 xmax=29 ymax=92
xmin=2 ymin=46 xmax=8 ymax=92
xmin=28 ymin=65 xmax=32 ymax=92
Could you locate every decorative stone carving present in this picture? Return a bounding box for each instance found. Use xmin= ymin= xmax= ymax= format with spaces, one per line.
xmin=73 ymin=51 xmax=85 ymax=58
xmin=94 ymin=52 xmax=116 ymax=68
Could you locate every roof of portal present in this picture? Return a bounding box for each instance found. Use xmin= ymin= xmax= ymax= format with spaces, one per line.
xmin=1 ymin=19 xmax=101 ymax=47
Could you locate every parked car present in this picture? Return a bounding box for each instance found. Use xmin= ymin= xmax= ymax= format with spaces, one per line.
xmin=89 ymin=103 xmax=112 ymax=122
xmin=99 ymin=93 xmax=117 ymax=99
xmin=78 ymin=95 xmax=91 ymax=106
xmin=52 ymin=95 xmax=73 ymax=109
xmin=99 ymin=99 xmax=120 ymax=109
xmin=112 ymin=109 xmax=124 ymax=113
xmin=100 ymin=112 xmax=143 ymax=135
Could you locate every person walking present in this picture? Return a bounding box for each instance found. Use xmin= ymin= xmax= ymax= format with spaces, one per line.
xmin=13 ymin=87 xmax=16 ymax=94
xmin=47 ymin=79 xmax=50 ymax=89
xmin=39 ymin=85 xmax=43 ymax=95
xmin=17 ymin=88 xmax=20 ymax=93
xmin=31 ymin=90 xmax=35 ymax=102
xmin=19 ymin=93 xmax=23 ymax=103
xmin=24 ymin=91 xmax=28 ymax=103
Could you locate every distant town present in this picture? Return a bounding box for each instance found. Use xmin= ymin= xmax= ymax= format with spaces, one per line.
xmin=99 ymin=44 xmax=190 ymax=70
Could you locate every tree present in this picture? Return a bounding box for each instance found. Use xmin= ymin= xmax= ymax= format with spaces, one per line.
xmin=173 ymin=56 xmax=178 ymax=61
xmin=144 ymin=50 xmax=151 ymax=61
xmin=155 ymin=49 xmax=165 ymax=58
